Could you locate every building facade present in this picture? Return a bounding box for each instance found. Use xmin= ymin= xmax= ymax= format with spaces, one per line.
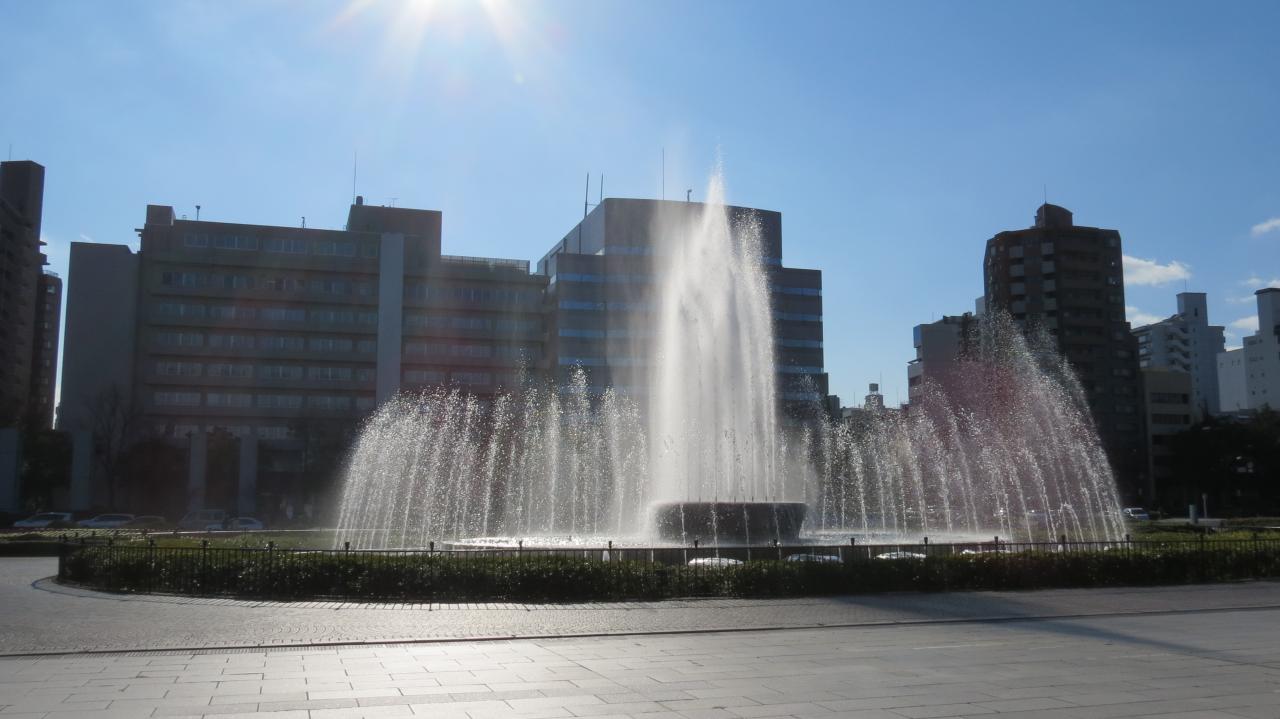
xmin=0 ymin=160 xmax=61 ymax=431
xmin=1131 ymin=292 xmax=1224 ymax=420
xmin=983 ymin=203 xmax=1146 ymax=499
xmin=538 ymin=198 xmax=826 ymax=417
xmin=60 ymin=199 xmax=548 ymax=516
xmin=62 ymin=196 xmax=824 ymax=515
xmin=907 ymin=312 xmax=978 ymax=404
xmin=1218 ymin=288 xmax=1280 ymax=413
xmin=1140 ymin=368 xmax=1193 ymax=504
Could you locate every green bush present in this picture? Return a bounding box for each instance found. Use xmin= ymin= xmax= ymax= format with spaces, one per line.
xmin=57 ymin=542 xmax=1280 ymax=603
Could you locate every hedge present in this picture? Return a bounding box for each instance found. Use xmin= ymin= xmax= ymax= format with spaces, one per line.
xmin=57 ymin=541 xmax=1280 ymax=602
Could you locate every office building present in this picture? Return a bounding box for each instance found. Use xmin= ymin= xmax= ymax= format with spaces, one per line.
xmin=1218 ymin=288 xmax=1280 ymax=412
xmin=62 ymin=195 xmax=824 ymax=514
xmin=0 ymin=160 xmax=60 ymax=431
xmin=1131 ymin=292 xmax=1224 ymax=419
xmin=60 ymin=199 xmax=548 ymax=515
xmin=539 ymin=198 xmax=826 ymax=416
xmin=983 ymin=203 xmax=1146 ymax=498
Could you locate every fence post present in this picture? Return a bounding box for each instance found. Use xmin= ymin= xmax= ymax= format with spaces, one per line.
xmin=201 ymin=539 xmax=209 ymax=594
xmin=267 ymin=541 xmax=275 ymax=599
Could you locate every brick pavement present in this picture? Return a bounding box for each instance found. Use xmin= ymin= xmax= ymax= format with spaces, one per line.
xmin=0 ymin=606 xmax=1278 ymax=718
xmin=3 ymin=558 xmax=1280 ymax=656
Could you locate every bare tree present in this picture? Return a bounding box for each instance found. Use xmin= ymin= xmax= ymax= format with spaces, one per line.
xmin=83 ymin=384 xmax=145 ymax=510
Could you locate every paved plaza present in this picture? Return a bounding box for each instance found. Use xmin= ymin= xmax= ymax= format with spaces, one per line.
xmin=1 ymin=559 xmax=1279 ymax=717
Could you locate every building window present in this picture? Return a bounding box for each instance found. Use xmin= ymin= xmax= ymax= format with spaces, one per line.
xmin=155 ymin=391 xmax=201 ymax=407
xmin=207 ymin=363 xmax=253 ymax=378
xmin=155 ymin=331 xmax=204 ymax=347
xmin=261 ymin=307 xmax=307 ymax=322
xmin=155 ymin=361 xmax=203 ymax=377
xmin=260 ymin=365 xmax=304 ymax=380
xmin=256 ymin=394 xmax=304 ymax=409
xmin=206 ymin=392 xmax=253 ymax=408
xmin=308 ymin=366 xmax=353 ymax=381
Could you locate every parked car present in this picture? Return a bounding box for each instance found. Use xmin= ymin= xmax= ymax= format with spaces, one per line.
xmin=13 ymin=512 xmax=73 ymax=528
xmin=1122 ymin=507 xmax=1151 ymax=521
xmin=76 ymin=514 xmax=135 ymax=529
xmin=178 ymin=509 xmax=225 ymax=530
xmin=875 ymin=551 xmax=927 ymax=560
xmin=124 ymin=515 xmax=169 ymax=529
xmin=218 ymin=517 xmax=265 ymax=531
xmin=785 ymin=553 xmax=841 ymax=564
xmin=687 ymin=557 xmax=743 ymax=567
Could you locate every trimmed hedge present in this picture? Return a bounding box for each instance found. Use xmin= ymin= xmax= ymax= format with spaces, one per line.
xmin=58 ymin=542 xmax=1280 ymax=602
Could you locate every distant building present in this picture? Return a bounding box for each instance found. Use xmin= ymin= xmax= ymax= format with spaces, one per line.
xmin=0 ymin=160 xmax=60 ymax=431
xmin=1131 ymin=292 xmax=1224 ymax=420
xmin=983 ymin=203 xmax=1146 ymax=499
xmin=1217 ymin=288 xmax=1280 ymax=412
xmin=1140 ymin=368 xmax=1192 ymax=503
xmin=907 ymin=312 xmax=977 ymax=403
xmin=540 ymin=198 xmax=827 ymax=417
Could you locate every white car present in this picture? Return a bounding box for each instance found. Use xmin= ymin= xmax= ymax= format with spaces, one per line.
xmin=786 ymin=553 xmax=841 ymax=564
xmin=687 ymin=557 xmax=743 ymax=568
xmin=76 ymin=514 xmax=135 ymax=529
xmin=179 ymin=509 xmax=226 ymax=530
xmin=1122 ymin=507 xmax=1151 ymax=521
xmin=13 ymin=512 xmax=72 ymax=528
xmin=211 ymin=517 xmax=265 ymax=531
xmin=874 ymin=551 xmax=927 ymax=560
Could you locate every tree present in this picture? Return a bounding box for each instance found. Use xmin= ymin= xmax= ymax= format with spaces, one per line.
xmin=83 ymin=385 xmax=145 ymax=510
xmin=19 ymin=430 xmax=70 ymax=511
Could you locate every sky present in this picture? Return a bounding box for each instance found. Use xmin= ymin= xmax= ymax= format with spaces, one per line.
xmin=2 ymin=0 xmax=1278 ymax=406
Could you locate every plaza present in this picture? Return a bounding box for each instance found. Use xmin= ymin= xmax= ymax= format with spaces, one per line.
xmin=1 ymin=558 xmax=1279 ymax=717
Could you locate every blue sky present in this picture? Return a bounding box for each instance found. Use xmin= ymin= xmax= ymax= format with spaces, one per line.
xmin=3 ymin=0 xmax=1278 ymax=405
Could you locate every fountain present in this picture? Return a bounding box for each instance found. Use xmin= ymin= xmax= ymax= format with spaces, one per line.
xmin=333 ymin=171 xmax=1125 ymax=549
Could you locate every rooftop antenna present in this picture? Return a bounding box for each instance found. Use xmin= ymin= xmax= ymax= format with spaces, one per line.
xmin=389 ymin=197 xmax=398 ymax=208
xmin=352 ymin=151 xmax=358 ymax=206
xmin=301 ymin=216 xmax=306 ymax=228
xmin=686 ymin=189 xmax=692 ymax=202
xmin=598 ymin=174 xmax=604 ymax=204
xmin=1043 ymin=184 xmax=1048 ymax=206
xmin=195 ymin=204 xmax=201 ymax=221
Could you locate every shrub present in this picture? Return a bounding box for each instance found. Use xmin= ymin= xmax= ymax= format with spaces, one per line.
xmin=57 ymin=541 xmax=1280 ymax=603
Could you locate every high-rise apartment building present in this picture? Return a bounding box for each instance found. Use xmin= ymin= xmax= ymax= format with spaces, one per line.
xmin=0 ymin=160 xmax=61 ymax=431
xmin=62 ymin=195 xmax=824 ymax=515
xmin=983 ymin=203 xmax=1145 ymax=499
xmin=539 ymin=199 xmax=826 ymax=416
xmin=1131 ymin=292 xmax=1224 ymax=419
xmin=1218 ymin=288 xmax=1280 ymax=413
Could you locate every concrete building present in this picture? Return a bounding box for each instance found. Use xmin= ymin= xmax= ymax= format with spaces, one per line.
xmin=1141 ymin=368 xmax=1193 ymax=503
xmin=63 ymin=195 xmax=828 ymax=515
xmin=1218 ymin=288 xmax=1280 ymax=412
xmin=539 ymin=198 xmax=826 ymax=417
xmin=984 ymin=203 xmax=1146 ymax=499
xmin=0 ymin=160 xmax=60 ymax=431
xmin=60 ymin=199 xmax=547 ymax=516
xmin=1131 ymin=292 xmax=1224 ymax=420
xmin=907 ymin=312 xmax=978 ymax=403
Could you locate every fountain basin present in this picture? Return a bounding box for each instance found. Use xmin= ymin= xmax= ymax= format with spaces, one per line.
xmin=651 ymin=501 xmax=808 ymax=544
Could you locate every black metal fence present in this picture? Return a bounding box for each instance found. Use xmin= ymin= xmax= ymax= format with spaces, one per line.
xmin=56 ymin=537 xmax=1280 ymax=602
